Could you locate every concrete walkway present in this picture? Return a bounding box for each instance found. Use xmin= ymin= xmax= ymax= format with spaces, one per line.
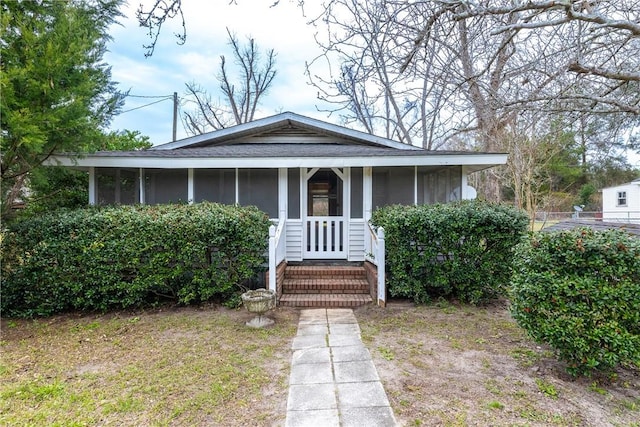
xmin=285 ymin=308 xmax=397 ymax=427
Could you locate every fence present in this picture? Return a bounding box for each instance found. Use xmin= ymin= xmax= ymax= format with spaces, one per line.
xmin=534 ymin=211 xmax=640 ymax=224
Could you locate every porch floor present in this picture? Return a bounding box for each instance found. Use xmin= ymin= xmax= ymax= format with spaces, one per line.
xmin=279 ymin=264 xmax=373 ymax=308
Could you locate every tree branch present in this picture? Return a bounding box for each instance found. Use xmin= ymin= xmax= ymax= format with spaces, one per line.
xmin=136 ymin=0 xmax=186 ymax=57
xmin=568 ymin=61 xmax=640 ymax=82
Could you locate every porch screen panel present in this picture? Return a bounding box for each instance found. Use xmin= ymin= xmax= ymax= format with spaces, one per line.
xmin=96 ymin=168 xmax=139 ymax=205
xmin=193 ymin=169 xmax=235 ymax=204
xmin=144 ymin=169 xmax=188 ymax=205
xmin=350 ymin=167 xmax=363 ymax=218
xmin=238 ymin=169 xmax=278 ymax=218
xmin=372 ymin=167 xmax=414 ymax=209
xmin=288 ymin=168 xmax=300 ymax=219
xmin=119 ymin=170 xmax=138 ymax=204
xmin=420 ymin=166 xmax=462 ymax=204
xmin=96 ymin=168 xmax=116 ymax=205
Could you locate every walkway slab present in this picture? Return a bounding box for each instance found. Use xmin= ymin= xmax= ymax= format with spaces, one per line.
xmin=291 ymin=334 xmax=327 ymax=350
xmin=291 ymin=347 xmax=331 ymax=365
xmin=336 ymin=381 xmax=391 ymax=408
xmin=289 ymin=362 xmax=333 ymax=384
xmin=341 ymin=407 xmax=397 ymax=427
xmin=334 ymin=360 xmax=380 ymax=383
xmin=331 ymin=345 xmax=372 ymax=362
xmin=285 ymin=409 xmax=339 ymax=427
xmin=285 ymin=308 xmax=398 ymax=427
xmin=287 ymin=383 xmax=337 ymax=411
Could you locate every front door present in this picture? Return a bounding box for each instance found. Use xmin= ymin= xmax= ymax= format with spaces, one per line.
xmin=303 ymin=168 xmax=347 ymax=259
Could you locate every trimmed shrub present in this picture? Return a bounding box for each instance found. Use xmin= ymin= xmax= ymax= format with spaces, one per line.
xmin=371 ymin=201 xmax=529 ymax=304
xmin=510 ymin=228 xmax=640 ymax=376
xmin=1 ymin=203 xmax=271 ymax=317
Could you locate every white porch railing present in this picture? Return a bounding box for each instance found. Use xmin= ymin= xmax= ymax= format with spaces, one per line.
xmin=304 ymin=216 xmax=346 ymax=259
xmin=268 ymin=213 xmax=286 ymax=293
xmin=365 ymin=222 xmax=386 ymax=306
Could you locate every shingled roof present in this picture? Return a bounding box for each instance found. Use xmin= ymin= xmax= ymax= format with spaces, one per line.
xmin=46 ymin=112 xmax=508 ymax=171
xmin=80 ymin=144 xmax=495 ymax=159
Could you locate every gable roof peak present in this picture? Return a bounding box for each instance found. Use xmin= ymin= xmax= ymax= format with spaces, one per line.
xmin=151 ymin=111 xmax=421 ymax=151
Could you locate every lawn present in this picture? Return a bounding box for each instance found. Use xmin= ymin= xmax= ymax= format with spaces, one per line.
xmin=1 ymin=303 xmax=638 ymax=426
xmin=0 ymin=306 xmax=297 ymax=426
xmin=356 ymin=301 xmax=640 ymax=427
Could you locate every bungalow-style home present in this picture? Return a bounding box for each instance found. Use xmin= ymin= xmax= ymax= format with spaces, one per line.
xmin=602 ymin=178 xmax=640 ymax=223
xmin=48 ymin=112 xmax=507 ymax=307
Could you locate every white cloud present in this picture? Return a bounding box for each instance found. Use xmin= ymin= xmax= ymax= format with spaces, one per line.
xmin=106 ymin=0 xmax=334 ymax=145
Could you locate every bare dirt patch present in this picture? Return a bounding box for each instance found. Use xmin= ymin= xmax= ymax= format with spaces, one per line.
xmin=1 ymin=305 xmax=299 ymax=426
xmin=2 ymin=302 xmax=638 ymax=426
xmin=354 ymin=301 xmax=639 ymax=427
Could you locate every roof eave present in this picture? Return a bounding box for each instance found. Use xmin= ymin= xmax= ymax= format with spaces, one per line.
xmin=46 ymin=153 xmax=507 ymax=172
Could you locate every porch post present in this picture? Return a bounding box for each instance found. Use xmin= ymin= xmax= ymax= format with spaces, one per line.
xmin=377 ymin=226 xmax=386 ymax=307
xmin=88 ymin=167 xmax=96 ymax=205
xmin=344 ymin=167 xmax=351 ymax=260
xmin=460 ymin=166 xmax=468 ymax=200
xmin=138 ymin=168 xmax=145 ymax=204
xmin=115 ymin=169 xmax=121 ymax=204
xmin=235 ymin=168 xmax=239 ymax=204
xmin=414 ymin=166 xmax=418 ymax=205
xmin=268 ymin=224 xmax=276 ymax=293
xmin=187 ymin=168 xmax=194 ymax=204
xmin=299 ymin=167 xmax=306 ymax=221
xmin=363 ymin=167 xmax=372 ymax=220
xmin=278 ymin=168 xmax=287 ymax=218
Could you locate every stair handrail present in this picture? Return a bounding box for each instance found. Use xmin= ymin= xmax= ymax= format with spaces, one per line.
xmin=366 ymin=222 xmax=386 ymax=306
xmin=268 ymin=212 xmax=286 ymax=294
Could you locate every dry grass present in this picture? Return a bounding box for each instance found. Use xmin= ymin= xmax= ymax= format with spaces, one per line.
xmin=2 ymin=302 xmax=638 ymax=426
xmin=0 ymin=306 xmax=298 ymax=426
xmin=354 ymin=301 xmax=640 ymax=427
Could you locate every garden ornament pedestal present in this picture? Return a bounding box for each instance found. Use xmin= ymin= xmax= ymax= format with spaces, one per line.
xmin=241 ymin=288 xmax=276 ymax=328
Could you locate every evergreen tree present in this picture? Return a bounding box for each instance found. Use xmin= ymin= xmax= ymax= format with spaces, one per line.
xmin=1 ymin=0 xmax=125 ymax=216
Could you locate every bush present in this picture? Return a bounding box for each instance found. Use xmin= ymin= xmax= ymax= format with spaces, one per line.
xmin=1 ymin=203 xmax=271 ymax=317
xmin=371 ymin=200 xmax=529 ymax=304
xmin=510 ymin=228 xmax=640 ymax=376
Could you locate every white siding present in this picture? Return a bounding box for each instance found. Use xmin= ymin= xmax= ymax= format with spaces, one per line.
xmin=602 ymin=182 xmax=640 ymax=222
xmin=348 ymin=219 xmax=366 ymax=261
xmin=285 ymin=219 xmax=303 ymax=261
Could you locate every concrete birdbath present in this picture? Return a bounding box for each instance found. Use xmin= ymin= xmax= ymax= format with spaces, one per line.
xmin=241 ymin=288 xmax=276 ymax=328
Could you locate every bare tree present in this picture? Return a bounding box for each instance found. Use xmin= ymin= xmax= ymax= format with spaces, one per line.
xmin=182 ymin=29 xmax=277 ymax=134
xmin=137 ymin=0 xmax=185 ymax=57
xmin=306 ymin=0 xmax=639 ymax=201
xmin=403 ymin=0 xmax=640 ymax=115
xmin=500 ymin=114 xmax=570 ymax=224
xmin=307 ymin=0 xmax=464 ymax=149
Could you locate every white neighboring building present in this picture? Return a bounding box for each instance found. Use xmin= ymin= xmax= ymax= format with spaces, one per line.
xmin=602 ymin=178 xmax=640 ymax=223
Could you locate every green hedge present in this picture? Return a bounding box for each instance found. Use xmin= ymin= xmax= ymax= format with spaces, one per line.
xmin=371 ymin=201 xmax=529 ymax=304
xmin=510 ymin=228 xmax=640 ymax=376
xmin=1 ymin=203 xmax=271 ymax=317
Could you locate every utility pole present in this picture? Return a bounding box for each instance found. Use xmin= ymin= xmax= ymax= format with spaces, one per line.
xmin=172 ymin=92 xmax=178 ymax=141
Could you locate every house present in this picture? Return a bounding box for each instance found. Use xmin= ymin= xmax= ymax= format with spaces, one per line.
xmin=48 ymin=112 xmax=507 ymax=307
xmin=602 ymin=178 xmax=640 ymax=223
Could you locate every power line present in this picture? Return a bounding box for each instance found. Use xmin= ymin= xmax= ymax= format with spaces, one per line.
xmin=120 ymin=97 xmax=172 ymax=114
xmin=119 ymin=92 xmax=180 ymax=142
xmin=126 ymin=93 xmax=174 ymax=99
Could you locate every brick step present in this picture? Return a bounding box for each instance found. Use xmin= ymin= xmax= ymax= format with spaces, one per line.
xmin=284 ymin=266 xmax=366 ymax=280
xmin=278 ymin=293 xmax=373 ymax=308
xmin=282 ymin=278 xmax=370 ymax=294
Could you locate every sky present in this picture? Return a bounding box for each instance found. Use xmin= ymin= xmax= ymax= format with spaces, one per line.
xmin=105 ymin=1 xmax=639 ymax=167
xmin=106 ymin=0 xmax=333 ymax=146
